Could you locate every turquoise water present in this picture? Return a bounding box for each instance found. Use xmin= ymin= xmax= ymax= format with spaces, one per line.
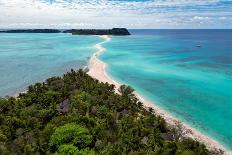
xmin=0 ymin=30 xmax=231 ymax=150
xmin=100 ymin=30 xmax=232 ymax=150
xmin=0 ymin=33 xmax=101 ymax=96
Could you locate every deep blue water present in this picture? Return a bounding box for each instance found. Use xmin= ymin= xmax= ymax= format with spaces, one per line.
xmin=100 ymin=29 xmax=232 ymax=150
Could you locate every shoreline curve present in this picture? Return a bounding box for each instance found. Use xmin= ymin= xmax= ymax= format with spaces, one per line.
xmin=87 ymin=35 xmax=230 ymax=154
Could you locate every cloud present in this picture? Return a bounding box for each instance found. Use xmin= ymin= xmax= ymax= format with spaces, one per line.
xmin=193 ymin=16 xmax=210 ymax=20
xmin=0 ymin=0 xmax=231 ymax=28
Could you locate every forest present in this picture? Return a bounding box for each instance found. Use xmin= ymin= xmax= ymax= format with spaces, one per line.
xmin=0 ymin=69 xmax=221 ymax=155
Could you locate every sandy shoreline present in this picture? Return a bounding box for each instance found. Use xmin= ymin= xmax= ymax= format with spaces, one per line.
xmin=87 ymin=35 xmax=120 ymax=92
xmin=87 ymin=35 xmax=230 ymax=154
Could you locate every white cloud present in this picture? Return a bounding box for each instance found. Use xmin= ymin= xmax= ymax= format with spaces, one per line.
xmin=219 ymin=17 xmax=227 ymax=20
xmin=0 ymin=0 xmax=231 ymax=28
xmin=193 ymin=16 xmax=210 ymax=20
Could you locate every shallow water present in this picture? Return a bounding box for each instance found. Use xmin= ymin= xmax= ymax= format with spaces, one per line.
xmin=0 ymin=33 xmax=101 ymax=96
xmin=0 ymin=30 xmax=231 ymax=150
xmin=100 ymin=29 xmax=232 ymax=150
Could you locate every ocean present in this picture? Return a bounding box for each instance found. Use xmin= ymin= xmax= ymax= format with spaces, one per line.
xmin=100 ymin=29 xmax=232 ymax=150
xmin=0 ymin=33 xmax=101 ymax=96
xmin=0 ymin=30 xmax=231 ymax=150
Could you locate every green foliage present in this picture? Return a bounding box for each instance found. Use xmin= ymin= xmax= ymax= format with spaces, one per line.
xmin=55 ymin=144 xmax=95 ymax=155
xmin=55 ymin=144 xmax=79 ymax=155
xmin=50 ymin=123 xmax=92 ymax=149
xmin=0 ymin=69 xmax=213 ymax=155
xmin=0 ymin=130 xmax=7 ymax=142
xmin=180 ymin=150 xmax=196 ymax=155
xmin=119 ymin=85 xmax=134 ymax=97
xmin=23 ymin=144 xmax=36 ymax=155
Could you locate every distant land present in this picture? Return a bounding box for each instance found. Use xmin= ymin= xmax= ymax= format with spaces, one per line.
xmin=0 ymin=29 xmax=61 ymax=33
xmin=0 ymin=28 xmax=131 ymax=35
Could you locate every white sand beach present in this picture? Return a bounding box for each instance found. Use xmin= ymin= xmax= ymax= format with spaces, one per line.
xmin=87 ymin=35 xmax=120 ymax=92
xmin=87 ymin=35 xmax=230 ymax=154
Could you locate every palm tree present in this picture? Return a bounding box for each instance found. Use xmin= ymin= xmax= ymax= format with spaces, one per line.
xmin=118 ymin=85 xmax=134 ymax=98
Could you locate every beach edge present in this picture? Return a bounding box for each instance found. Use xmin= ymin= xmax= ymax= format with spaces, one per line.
xmin=87 ymin=35 xmax=230 ymax=154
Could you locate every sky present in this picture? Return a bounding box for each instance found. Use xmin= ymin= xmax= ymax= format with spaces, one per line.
xmin=0 ymin=0 xmax=232 ymax=29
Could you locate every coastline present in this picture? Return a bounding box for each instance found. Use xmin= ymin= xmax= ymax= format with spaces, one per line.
xmin=87 ymin=35 xmax=120 ymax=92
xmin=87 ymin=35 xmax=229 ymax=154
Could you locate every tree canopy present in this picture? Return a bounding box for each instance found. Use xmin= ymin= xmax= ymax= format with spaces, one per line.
xmin=0 ymin=69 xmax=219 ymax=155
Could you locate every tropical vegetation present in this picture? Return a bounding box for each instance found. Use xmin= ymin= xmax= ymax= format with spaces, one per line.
xmin=0 ymin=69 xmax=220 ymax=154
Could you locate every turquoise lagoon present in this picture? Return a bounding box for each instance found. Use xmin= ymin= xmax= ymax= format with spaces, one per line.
xmin=0 ymin=33 xmax=101 ymax=96
xmin=0 ymin=30 xmax=231 ymax=150
xmin=100 ymin=30 xmax=232 ymax=150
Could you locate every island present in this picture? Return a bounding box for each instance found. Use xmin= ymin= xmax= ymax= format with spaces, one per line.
xmin=63 ymin=28 xmax=131 ymax=35
xmin=0 ymin=28 xmax=131 ymax=35
xmin=0 ymin=29 xmax=225 ymax=155
xmin=0 ymin=29 xmax=61 ymax=33
xmin=0 ymin=69 xmax=220 ymax=155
